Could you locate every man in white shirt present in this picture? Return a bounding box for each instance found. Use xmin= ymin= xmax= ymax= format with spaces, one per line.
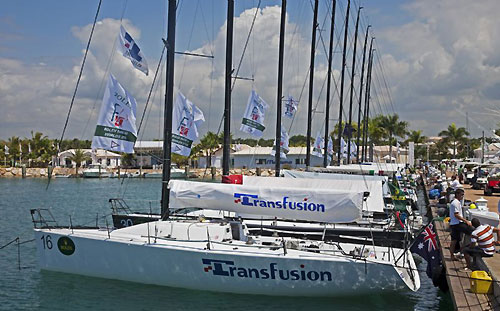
xmin=449 ymin=188 xmax=473 ymax=260
xmin=450 ymin=175 xmax=461 ymax=191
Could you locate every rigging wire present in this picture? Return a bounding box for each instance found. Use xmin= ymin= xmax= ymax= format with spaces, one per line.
xmin=216 ymin=0 xmax=262 ymax=135
xmin=57 ymin=0 xmax=102 ymax=151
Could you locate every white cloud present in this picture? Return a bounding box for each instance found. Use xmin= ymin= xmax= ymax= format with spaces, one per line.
xmin=377 ymin=0 xmax=500 ymax=136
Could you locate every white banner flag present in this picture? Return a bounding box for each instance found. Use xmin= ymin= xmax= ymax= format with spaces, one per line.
xmin=350 ymin=141 xmax=357 ymax=159
xmin=240 ymin=90 xmax=268 ymax=137
xmin=4 ymin=145 xmax=9 ymax=155
xmin=340 ymin=137 xmax=347 ymax=159
xmin=172 ymin=92 xmax=205 ymax=157
xmin=283 ymin=96 xmax=298 ymax=119
xmin=118 ymin=25 xmax=149 ymax=75
xmin=91 ymin=74 xmax=138 ymax=153
xmin=311 ymin=132 xmax=324 ymax=158
xmin=409 ymin=142 xmax=415 ymax=166
xmin=270 ymin=125 xmax=290 ymax=159
xmin=328 ymin=136 xmax=334 ymax=160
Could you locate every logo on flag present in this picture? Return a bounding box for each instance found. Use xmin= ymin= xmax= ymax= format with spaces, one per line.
xmin=172 ymin=92 xmax=205 ymax=157
xmin=118 ymin=25 xmax=149 ymax=75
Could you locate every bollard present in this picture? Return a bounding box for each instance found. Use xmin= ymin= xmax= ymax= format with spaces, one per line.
xmin=211 ymin=166 xmax=216 ymax=180
xmin=22 ymin=165 xmax=26 ymax=178
xmin=184 ymin=166 xmax=189 ymax=179
xmin=117 ymin=166 xmax=121 ymax=180
xmin=256 ymin=167 xmax=261 ymax=176
xmin=47 ymin=165 xmax=53 ymax=179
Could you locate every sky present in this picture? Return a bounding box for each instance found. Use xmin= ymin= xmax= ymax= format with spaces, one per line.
xmin=1 ymin=0 xmax=499 ymax=143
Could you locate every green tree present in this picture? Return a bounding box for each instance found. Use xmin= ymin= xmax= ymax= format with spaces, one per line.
xmin=289 ymin=135 xmax=308 ymax=147
xmin=429 ymin=139 xmax=450 ymax=161
xmin=191 ymin=132 xmax=220 ymax=168
xmin=121 ymin=153 xmax=136 ymax=167
xmin=68 ymin=149 xmax=91 ymax=176
xmin=378 ymin=114 xmax=408 ymax=158
xmin=438 ymin=123 xmax=469 ymax=157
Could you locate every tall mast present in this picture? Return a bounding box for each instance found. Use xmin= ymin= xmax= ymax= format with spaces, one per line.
xmin=323 ymin=0 xmax=336 ymax=167
xmin=336 ymin=0 xmax=350 ymax=165
xmin=275 ymin=0 xmax=287 ymax=177
xmin=306 ymin=0 xmax=319 ymax=170
xmin=346 ymin=6 xmax=360 ymax=164
xmin=161 ymin=0 xmax=176 ymax=220
xmin=222 ymin=0 xmax=234 ymax=176
xmin=357 ymin=24 xmax=370 ymax=162
xmin=363 ymin=40 xmax=374 ymax=162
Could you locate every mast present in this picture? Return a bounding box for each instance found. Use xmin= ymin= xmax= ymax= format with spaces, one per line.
xmin=346 ymin=5 xmax=360 ymax=164
xmin=362 ymin=40 xmax=374 ymax=162
xmin=161 ymin=0 xmax=176 ymax=220
xmin=222 ymin=0 xmax=234 ymax=176
xmin=356 ymin=24 xmax=370 ymax=163
xmin=275 ymin=0 xmax=286 ymax=177
xmin=306 ymin=0 xmax=319 ymax=170
xmin=323 ymin=0 xmax=336 ymax=167
xmin=336 ymin=0 xmax=350 ymax=165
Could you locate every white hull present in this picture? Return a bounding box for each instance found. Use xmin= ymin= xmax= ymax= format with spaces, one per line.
xmin=143 ymin=171 xmax=185 ymax=179
xmin=34 ymin=221 xmax=419 ymax=297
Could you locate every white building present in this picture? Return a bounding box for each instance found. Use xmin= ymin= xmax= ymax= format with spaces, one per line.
xmin=474 ymin=142 xmax=500 ymax=161
xmin=232 ymin=146 xmax=324 ymax=169
xmin=57 ymin=149 xmax=121 ymax=168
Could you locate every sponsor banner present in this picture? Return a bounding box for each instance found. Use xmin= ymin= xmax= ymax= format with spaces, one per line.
xmin=283 ymin=96 xmax=298 ymax=119
xmin=169 ymin=180 xmax=363 ymax=223
xmin=92 ymin=74 xmax=137 ymax=153
xmin=270 ymin=125 xmax=290 ymax=159
xmin=118 ymin=25 xmax=149 ymax=75
xmin=240 ymin=90 xmax=268 ymax=137
xmin=172 ymin=92 xmax=205 ymax=156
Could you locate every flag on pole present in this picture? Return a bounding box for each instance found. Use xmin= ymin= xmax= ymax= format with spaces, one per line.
xmin=410 ymin=223 xmax=441 ymax=278
xmin=171 ymin=92 xmax=205 ymax=157
xmin=350 ymin=141 xmax=357 ymax=159
xmin=283 ymin=96 xmax=298 ymax=119
xmin=91 ymin=74 xmax=138 ymax=153
xmin=240 ymin=90 xmax=268 ymax=137
xmin=311 ymin=132 xmax=324 ymax=158
xmin=28 ymin=143 xmax=31 ymax=153
xmin=4 ymin=145 xmax=9 ymax=155
xmin=340 ymin=137 xmax=348 ymax=159
xmin=118 ymin=25 xmax=149 ymax=75
xmin=270 ymin=125 xmax=290 ymax=159
xmin=327 ymin=136 xmax=334 ymax=162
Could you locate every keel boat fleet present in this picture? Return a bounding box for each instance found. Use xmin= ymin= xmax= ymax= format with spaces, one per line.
xmin=32 ymin=0 xmax=425 ymax=298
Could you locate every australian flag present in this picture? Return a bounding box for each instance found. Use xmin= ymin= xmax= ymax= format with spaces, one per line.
xmin=410 ymin=222 xmax=441 ymax=278
xmin=118 ymin=25 xmax=149 ymax=75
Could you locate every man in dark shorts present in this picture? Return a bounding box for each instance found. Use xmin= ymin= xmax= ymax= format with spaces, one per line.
xmin=463 ymin=218 xmax=500 ymax=270
xmin=449 ymin=188 xmax=473 ymax=260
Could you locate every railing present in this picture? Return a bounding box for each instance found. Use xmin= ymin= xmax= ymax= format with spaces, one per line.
xmin=30 ymin=208 xmax=58 ymax=229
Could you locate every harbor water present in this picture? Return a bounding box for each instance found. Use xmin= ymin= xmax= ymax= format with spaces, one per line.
xmin=1 ymin=178 xmax=453 ymax=310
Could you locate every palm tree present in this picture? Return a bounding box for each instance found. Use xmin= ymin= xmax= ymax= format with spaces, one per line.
xmin=192 ymin=132 xmax=220 ymax=168
xmin=68 ymin=149 xmax=91 ymax=176
xmin=378 ymin=114 xmax=408 ymax=159
xmin=438 ymin=123 xmax=469 ymax=157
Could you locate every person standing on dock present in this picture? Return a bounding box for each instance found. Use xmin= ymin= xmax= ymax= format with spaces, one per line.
xmin=449 ymin=188 xmax=473 ymax=260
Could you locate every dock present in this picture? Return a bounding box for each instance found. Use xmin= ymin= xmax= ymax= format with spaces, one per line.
xmin=428 ymin=182 xmax=500 ymax=310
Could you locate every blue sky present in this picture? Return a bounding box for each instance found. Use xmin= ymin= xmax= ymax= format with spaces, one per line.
xmin=1 ymin=0 xmax=499 ymax=141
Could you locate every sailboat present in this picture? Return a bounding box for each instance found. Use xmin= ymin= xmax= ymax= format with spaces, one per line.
xmin=32 ymin=0 xmax=420 ymax=296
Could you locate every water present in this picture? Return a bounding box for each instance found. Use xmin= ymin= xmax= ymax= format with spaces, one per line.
xmin=0 ymin=178 xmax=453 ymax=310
